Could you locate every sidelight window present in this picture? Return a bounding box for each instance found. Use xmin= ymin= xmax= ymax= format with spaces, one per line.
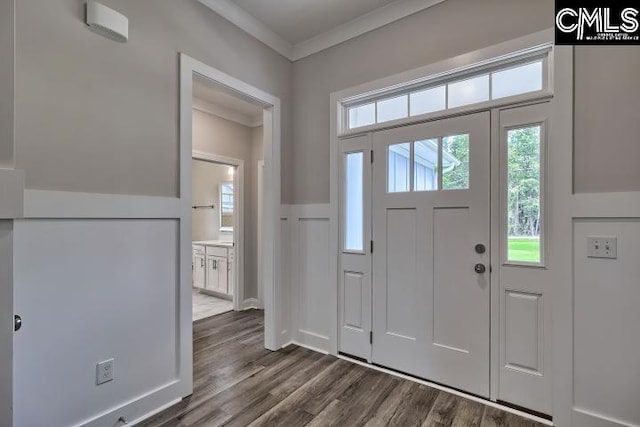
xmin=344 ymin=151 xmax=364 ymax=251
xmin=506 ymin=125 xmax=542 ymax=264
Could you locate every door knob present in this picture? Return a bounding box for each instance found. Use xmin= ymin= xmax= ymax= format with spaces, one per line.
xmin=14 ymin=315 xmax=22 ymax=332
xmin=474 ymin=263 xmax=486 ymax=274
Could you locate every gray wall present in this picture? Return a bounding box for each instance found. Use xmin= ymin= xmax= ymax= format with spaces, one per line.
xmin=0 ymin=0 xmax=14 ymax=167
xmin=574 ymin=46 xmax=640 ymax=193
xmin=192 ymin=159 xmax=234 ymax=242
xmin=14 ymin=0 xmax=293 ymax=201
xmin=291 ymin=0 xmax=554 ymax=204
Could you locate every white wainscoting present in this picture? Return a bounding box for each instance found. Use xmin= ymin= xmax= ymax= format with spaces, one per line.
xmin=13 ymin=219 xmax=183 ymax=427
xmin=570 ymin=192 xmax=640 ymax=427
xmin=12 ymin=191 xmax=192 ymax=427
xmin=286 ymin=204 xmax=335 ymax=354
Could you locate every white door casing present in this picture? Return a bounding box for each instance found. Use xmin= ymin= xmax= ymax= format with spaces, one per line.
xmin=338 ymin=135 xmax=372 ymax=360
xmin=371 ymin=112 xmax=491 ymax=397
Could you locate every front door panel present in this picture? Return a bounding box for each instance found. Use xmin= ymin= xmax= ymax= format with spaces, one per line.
xmin=372 ymin=112 xmax=491 ymax=397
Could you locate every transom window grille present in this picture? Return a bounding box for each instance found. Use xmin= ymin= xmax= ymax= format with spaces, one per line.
xmin=387 ymin=134 xmax=469 ymax=193
xmin=346 ymin=53 xmax=548 ymax=132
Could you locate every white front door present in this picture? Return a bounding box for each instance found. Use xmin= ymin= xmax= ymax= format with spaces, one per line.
xmin=371 ymin=112 xmax=491 ymax=397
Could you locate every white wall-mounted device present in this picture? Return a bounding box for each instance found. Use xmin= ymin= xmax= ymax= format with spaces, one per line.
xmin=85 ymin=1 xmax=129 ymax=43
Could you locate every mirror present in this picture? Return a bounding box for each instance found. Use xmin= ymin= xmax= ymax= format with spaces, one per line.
xmin=219 ymin=181 xmax=234 ymax=231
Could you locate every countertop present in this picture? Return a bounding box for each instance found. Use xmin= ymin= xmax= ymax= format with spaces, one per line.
xmin=192 ymin=240 xmax=234 ymax=248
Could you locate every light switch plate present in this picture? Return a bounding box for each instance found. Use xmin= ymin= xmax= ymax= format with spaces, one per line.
xmin=96 ymin=358 xmax=114 ymax=385
xmin=587 ymin=236 xmax=617 ymax=259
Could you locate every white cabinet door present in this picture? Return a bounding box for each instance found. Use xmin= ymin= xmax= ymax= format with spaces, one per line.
xmin=205 ymin=255 xmax=218 ymax=292
xmin=214 ymin=256 xmax=228 ymax=294
xmin=193 ymin=254 xmax=206 ymax=289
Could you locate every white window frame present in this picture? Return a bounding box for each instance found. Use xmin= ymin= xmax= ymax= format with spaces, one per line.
xmin=342 ymin=149 xmax=366 ymax=254
xmin=338 ymin=44 xmax=553 ymax=137
xmin=500 ymin=114 xmax=548 ymax=268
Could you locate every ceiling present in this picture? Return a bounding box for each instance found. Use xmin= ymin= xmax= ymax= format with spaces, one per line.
xmin=193 ymin=76 xmax=263 ymax=127
xmin=230 ymin=0 xmax=398 ymax=44
xmin=199 ymin=0 xmax=446 ymax=60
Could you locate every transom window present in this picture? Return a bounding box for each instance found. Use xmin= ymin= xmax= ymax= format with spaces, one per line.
xmin=345 ymin=53 xmax=548 ymax=132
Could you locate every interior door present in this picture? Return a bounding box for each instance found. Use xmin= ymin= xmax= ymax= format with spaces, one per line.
xmin=372 ymin=111 xmax=491 ymax=397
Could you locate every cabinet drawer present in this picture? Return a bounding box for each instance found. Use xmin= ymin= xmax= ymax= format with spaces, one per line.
xmin=205 ymin=245 xmax=228 ymax=258
xmin=192 ymin=245 xmax=205 ymax=256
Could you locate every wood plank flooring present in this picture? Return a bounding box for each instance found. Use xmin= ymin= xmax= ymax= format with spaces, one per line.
xmin=140 ymin=310 xmax=547 ymax=427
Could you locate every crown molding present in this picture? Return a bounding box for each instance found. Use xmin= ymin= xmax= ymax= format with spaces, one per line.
xmin=199 ymin=0 xmax=446 ymax=61
xmin=291 ymin=0 xmax=446 ymax=61
xmin=198 ymin=0 xmax=293 ymax=59
xmin=193 ymin=98 xmax=263 ymax=128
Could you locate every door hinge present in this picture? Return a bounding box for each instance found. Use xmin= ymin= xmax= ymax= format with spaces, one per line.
xmin=370 ymin=150 xmax=374 ymax=164
xmin=370 ymin=240 xmax=374 ymax=253
xmin=369 ymin=331 xmax=373 ymax=344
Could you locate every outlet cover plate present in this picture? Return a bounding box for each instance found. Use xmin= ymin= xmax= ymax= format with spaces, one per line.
xmin=587 ymin=236 xmax=617 ymax=259
xmin=96 ymin=358 xmax=114 ymax=385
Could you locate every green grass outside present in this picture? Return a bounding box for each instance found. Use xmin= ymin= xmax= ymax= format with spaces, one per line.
xmin=508 ymin=236 xmax=540 ymax=263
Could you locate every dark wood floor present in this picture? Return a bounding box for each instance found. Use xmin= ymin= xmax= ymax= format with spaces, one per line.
xmin=141 ymin=310 xmax=546 ymax=427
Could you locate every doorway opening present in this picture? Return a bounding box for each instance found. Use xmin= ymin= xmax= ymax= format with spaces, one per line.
xmin=189 ymin=73 xmax=265 ymax=323
xmin=191 ymin=157 xmax=240 ymax=320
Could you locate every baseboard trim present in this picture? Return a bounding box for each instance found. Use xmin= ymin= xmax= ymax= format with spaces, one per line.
xmin=242 ymin=298 xmax=259 ymax=310
xmin=337 ymin=354 xmax=554 ymax=427
xmin=290 ymin=340 xmax=330 ymax=355
xmin=129 ymin=397 xmax=181 ymax=426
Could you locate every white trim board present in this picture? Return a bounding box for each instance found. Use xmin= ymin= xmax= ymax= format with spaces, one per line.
xmin=198 ymin=0 xmax=446 ymax=61
xmin=242 ymin=298 xmax=259 ymax=310
xmin=23 ymin=190 xmax=181 ymax=219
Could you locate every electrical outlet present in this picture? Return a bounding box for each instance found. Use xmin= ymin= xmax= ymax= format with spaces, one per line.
xmin=587 ymin=236 xmax=617 ymax=259
xmin=96 ymin=359 xmax=114 ymax=385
